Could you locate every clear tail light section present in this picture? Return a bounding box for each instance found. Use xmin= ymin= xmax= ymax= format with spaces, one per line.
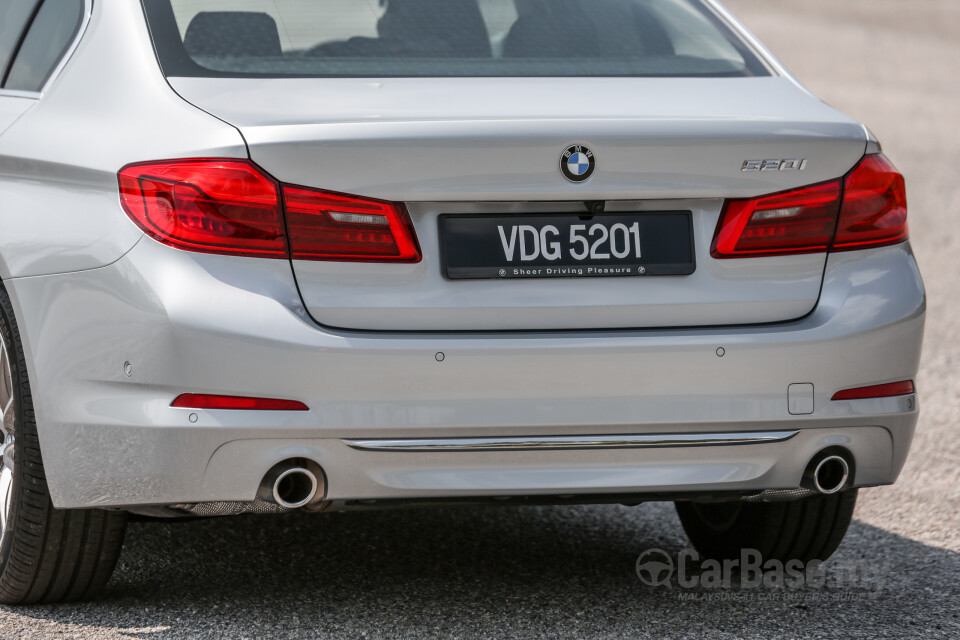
xmin=119 ymin=159 xmax=421 ymax=262
xmin=712 ymin=154 xmax=907 ymax=259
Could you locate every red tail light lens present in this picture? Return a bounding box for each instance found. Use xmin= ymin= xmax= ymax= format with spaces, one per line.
xmin=283 ymin=186 xmax=421 ymax=262
xmin=712 ymin=154 xmax=907 ymax=259
xmin=172 ymin=393 xmax=309 ymax=411
xmin=119 ymin=159 xmax=421 ymax=263
xmin=831 ymin=380 xmax=914 ymax=401
xmin=832 ymin=154 xmax=908 ymax=251
xmin=711 ymin=181 xmax=842 ymax=258
xmin=119 ymin=160 xmax=286 ymax=258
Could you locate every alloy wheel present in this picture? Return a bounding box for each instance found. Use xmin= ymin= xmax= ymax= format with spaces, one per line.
xmin=0 ymin=330 xmax=15 ymax=546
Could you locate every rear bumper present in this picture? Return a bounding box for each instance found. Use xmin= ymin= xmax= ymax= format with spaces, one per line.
xmin=6 ymin=239 xmax=924 ymax=509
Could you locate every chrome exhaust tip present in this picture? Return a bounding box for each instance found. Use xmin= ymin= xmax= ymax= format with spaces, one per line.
xmin=272 ymin=467 xmax=318 ymax=508
xmin=803 ymin=454 xmax=850 ymax=495
xmin=258 ymin=461 xmax=322 ymax=509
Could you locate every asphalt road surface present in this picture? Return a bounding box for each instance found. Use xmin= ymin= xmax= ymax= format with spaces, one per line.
xmin=2 ymin=1 xmax=959 ymax=638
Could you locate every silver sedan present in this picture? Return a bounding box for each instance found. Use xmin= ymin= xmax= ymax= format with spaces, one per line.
xmin=0 ymin=0 xmax=924 ymax=603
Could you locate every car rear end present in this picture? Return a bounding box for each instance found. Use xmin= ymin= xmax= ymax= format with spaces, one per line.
xmin=2 ymin=0 xmax=923 ymax=548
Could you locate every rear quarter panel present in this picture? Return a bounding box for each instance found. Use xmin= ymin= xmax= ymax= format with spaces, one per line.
xmin=0 ymin=0 xmax=247 ymax=281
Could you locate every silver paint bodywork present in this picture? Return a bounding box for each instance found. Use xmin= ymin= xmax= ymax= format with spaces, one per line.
xmin=0 ymin=0 xmax=924 ymax=510
xmin=170 ymin=76 xmax=867 ymax=331
xmin=5 ymin=239 xmax=923 ymax=508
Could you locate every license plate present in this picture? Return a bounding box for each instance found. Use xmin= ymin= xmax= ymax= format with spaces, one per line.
xmin=439 ymin=212 xmax=695 ymax=279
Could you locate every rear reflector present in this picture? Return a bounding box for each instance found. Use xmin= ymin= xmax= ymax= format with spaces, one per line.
xmin=712 ymin=154 xmax=907 ymax=259
xmin=831 ymin=380 xmax=915 ymax=401
xmin=283 ymin=186 xmax=421 ymax=262
xmin=119 ymin=159 xmax=421 ymax=263
xmin=171 ymin=393 xmax=309 ymax=411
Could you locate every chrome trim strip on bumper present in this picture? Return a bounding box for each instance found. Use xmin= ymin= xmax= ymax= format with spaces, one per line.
xmin=342 ymin=430 xmax=799 ymax=452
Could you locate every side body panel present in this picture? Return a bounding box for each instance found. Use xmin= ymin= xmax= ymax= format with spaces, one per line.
xmin=0 ymin=0 xmax=245 ymax=281
xmin=0 ymin=96 xmax=35 ymax=138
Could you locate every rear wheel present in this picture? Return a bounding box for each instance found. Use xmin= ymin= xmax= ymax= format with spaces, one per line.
xmin=0 ymin=287 xmax=127 ymax=604
xmin=675 ymin=490 xmax=858 ymax=563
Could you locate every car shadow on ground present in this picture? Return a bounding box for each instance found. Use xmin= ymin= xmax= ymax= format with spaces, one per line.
xmin=5 ymin=502 xmax=959 ymax=638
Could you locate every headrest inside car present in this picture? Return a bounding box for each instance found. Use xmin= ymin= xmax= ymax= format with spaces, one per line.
xmin=184 ymin=11 xmax=283 ymax=58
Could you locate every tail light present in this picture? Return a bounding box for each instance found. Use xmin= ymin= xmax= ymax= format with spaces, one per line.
xmin=711 ymin=181 xmax=841 ymax=258
xmin=712 ymin=154 xmax=907 ymax=258
xmin=284 ymin=186 xmax=421 ymax=262
xmin=831 ymin=154 xmax=908 ymax=251
xmin=119 ymin=159 xmax=421 ymax=262
xmin=118 ymin=160 xmax=286 ymax=258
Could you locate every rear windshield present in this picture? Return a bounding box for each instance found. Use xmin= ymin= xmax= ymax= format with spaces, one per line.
xmin=142 ymin=0 xmax=769 ymax=78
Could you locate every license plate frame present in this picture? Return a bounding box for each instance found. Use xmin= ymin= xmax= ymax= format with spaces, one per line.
xmin=439 ymin=212 xmax=696 ymax=280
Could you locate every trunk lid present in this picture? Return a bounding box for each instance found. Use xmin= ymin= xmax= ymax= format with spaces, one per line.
xmin=169 ymin=76 xmax=867 ymax=331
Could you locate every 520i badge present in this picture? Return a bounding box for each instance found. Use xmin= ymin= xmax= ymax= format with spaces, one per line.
xmin=561 ymin=145 xmax=596 ymax=182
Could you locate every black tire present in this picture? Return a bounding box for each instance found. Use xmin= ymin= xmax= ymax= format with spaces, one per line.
xmin=675 ymin=490 xmax=857 ymax=564
xmin=0 ymin=285 xmax=127 ymax=604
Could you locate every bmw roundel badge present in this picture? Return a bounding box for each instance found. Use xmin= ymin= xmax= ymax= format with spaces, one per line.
xmin=560 ymin=144 xmax=596 ymax=183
